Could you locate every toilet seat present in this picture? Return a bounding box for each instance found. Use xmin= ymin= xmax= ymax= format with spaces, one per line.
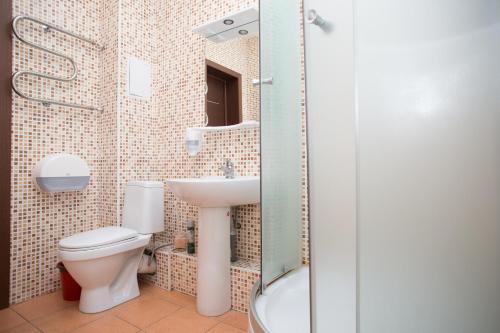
xmin=60 ymin=236 xmax=139 ymax=252
xmin=59 ymin=227 xmax=150 ymax=262
xmin=59 ymin=226 xmax=138 ymax=250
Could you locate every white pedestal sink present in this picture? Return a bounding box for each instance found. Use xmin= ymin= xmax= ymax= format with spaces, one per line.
xmin=166 ymin=176 xmax=260 ymax=316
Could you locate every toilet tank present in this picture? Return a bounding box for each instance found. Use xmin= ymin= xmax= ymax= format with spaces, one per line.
xmin=123 ymin=181 xmax=164 ymax=234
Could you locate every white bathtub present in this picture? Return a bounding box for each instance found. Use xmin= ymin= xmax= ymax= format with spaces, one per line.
xmin=249 ymin=266 xmax=310 ymax=333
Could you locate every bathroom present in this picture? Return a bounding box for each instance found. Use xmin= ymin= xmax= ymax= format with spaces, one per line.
xmin=0 ymin=0 xmax=499 ymax=333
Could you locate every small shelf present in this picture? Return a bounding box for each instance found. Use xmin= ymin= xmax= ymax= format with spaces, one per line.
xmin=188 ymin=120 xmax=259 ymax=134
xmin=156 ymin=246 xmax=260 ymax=273
xmin=185 ymin=120 xmax=259 ymax=156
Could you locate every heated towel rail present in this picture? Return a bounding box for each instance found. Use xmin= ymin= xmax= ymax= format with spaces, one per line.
xmin=11 ymin=15 xmax=104 ymax=112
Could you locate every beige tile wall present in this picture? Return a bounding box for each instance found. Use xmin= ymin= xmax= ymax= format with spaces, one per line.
xmin=10 ymin=0 xmax=309 ymax=306
xmin=153 ymin=248 xmax=260 ymax=313
xmin=154 ymin=0 xmax=262 ymax=264
xmin=113 ymin=0 xmax=162 ymax=230
xmin=99 ymin=0 xmax=119 ymax=228
xmin=10 ymin=0 xmax=102 ymax=304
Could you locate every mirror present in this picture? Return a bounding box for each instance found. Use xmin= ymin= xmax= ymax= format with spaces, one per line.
xmin=199 ymin=8 xmax=260 ymax=126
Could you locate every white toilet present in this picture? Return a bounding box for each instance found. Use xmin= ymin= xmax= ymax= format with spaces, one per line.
xmin=58 ymin=181 xmax=164 ymax=313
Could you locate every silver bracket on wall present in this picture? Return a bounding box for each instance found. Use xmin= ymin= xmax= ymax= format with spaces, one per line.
xmin=251 ymin=77 xmax=273 ymax=86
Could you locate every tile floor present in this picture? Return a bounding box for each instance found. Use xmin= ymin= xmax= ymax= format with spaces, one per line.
xmin=0 ymin=283 xmax=248 ymax=333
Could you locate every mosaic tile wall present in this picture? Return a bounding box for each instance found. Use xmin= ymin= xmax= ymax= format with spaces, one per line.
xmin=10 ymin=0 xmax=102 ymax=304
xmin=151 ymin=248 xmax=260 ymax=313
xmin=115 ymin=0 xmax=162 ymax=225
xmin=9 ymin=0 xmax=309 ymax=306
xmin=152 ymin=0 xmax=308 ymax=271
xmin=98 ymin=0 xmax=119 ymax=228
xmin=154 ymin=0 xmax=262 ymax=265
xmin=147 ymin=0 xmax=264 ymax=312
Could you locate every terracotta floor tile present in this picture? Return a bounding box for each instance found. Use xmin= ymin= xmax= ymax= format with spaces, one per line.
xmin=72 ymin=315 xmax=140 ymax=333
xmin=145 ymin=308 xmax=218 ymax=333
xmin=2 ymin=323 xmax=40 ymax=333
xmin=208 ymin=323 xmax=246 ymax=333
xmin=217 ymin=311 xmax=248 ymax=331
xmin=146 ymin=288 xmax=196 ymax=309
xmin=11 ymin=290 xmax=75 ymax=321
xmin=30 ymin=306 xmax=104 ymax=333
xmin=0 ymin=308 xmax=27 ymax=332
xmin=113 ymin=296 xmax=180 ymax=329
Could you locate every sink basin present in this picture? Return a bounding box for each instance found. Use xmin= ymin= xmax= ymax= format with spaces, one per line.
xmin=166 ymin=176 xmax=260 ymax=207
xmin=166 ymin=175 xmax=260 ymax=316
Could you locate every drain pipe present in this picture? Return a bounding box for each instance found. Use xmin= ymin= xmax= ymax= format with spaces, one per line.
xmin=138 ymin=235 xmax=171 ymax=274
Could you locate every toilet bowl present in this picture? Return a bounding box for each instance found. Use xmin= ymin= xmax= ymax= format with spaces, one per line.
xmin=58 ymin=181 xmax=165 ymax=313
xmin=59 ymin=226 xmax=150 ymax=313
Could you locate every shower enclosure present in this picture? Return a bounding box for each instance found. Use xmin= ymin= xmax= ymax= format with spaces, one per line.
xmin=259 ymin=0 xmax=303 ymax=290
xmin=253 ymin=0 xmax=500 ymax=332
xmin=250 ymin=0 xmax=307 ymax=332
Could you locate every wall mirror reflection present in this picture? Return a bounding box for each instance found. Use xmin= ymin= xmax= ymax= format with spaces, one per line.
xmin=195 ymin=7 xmax=260 ymax=126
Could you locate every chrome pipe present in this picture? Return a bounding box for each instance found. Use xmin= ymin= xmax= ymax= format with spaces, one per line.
xmin=11 ymin=15 xmax=103 ymax=112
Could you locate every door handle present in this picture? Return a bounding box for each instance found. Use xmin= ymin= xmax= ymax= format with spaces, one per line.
xmin=306 ymin=9 xmax=331 ymax=32
xmin=306 ymin=9 xmax=325 ymax=26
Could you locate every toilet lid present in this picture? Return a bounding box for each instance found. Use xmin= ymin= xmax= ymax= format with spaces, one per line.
xmin=59 ymin=226 xmax=138 ymax=250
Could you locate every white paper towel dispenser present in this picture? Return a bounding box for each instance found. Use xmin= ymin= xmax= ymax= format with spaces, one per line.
xmin=32 ymin=153 xmax=90 ymax=192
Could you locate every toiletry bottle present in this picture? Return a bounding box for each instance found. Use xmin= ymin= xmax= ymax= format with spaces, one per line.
xmin=174 ymin=232 xmax=188 ymax=250
xmin=187 ymin=220 xmax=195 ymax=254
xmin=230 ymin=215 xmax=237 ymax=262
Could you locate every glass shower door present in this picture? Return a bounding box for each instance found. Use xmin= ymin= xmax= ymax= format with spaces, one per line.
xmin=260 ymin=0 xmax=303 ymax=288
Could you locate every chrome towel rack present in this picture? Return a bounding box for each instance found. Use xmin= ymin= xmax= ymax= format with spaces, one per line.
xmin=11 ymin=15 xmax=104 ymax=112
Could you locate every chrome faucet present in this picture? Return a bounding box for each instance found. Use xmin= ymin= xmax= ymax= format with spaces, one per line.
xmin=220 ymin=159 xmax=235 ymax=179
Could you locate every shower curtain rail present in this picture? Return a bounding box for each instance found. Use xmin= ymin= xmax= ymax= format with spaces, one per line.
xmin=11 ymin=15 xmax=104 ymax=112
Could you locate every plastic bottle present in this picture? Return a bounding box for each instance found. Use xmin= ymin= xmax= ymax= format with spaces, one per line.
xmin=230 ymin=216 xmax=237 ymax=262
xmin=187 ymin=220 xmax=195 ymax=254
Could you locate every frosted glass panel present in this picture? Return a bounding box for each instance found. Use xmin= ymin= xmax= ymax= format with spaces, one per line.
xmin=260 ymin=0 xmax=303 ymax=287
xmin=357 ymin=1 xmax=500 ymax=332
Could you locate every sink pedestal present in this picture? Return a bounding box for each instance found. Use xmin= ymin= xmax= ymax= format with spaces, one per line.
xmin=197 ymin=207 xmax=231 ymax=316
xmin=166 ymin=176 xmax=259 ymax=316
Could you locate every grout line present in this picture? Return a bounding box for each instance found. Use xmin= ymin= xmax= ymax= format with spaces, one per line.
xmin=27 ymin=321 xmax=43 ymax=333
xmin=202 ymin=319 xmax=221 ymax=333
xmin=9 ymin=307 xmax=30 ymax=321
xmin=10 ymin=288 xmax=247 ymax=333
xmin=17 ymin=319 xmax=43 ymax=333
xmin=139 ymin=305 xmax=185 ymax=330
xmin=1 ymin=309 xmax=40 ymax=332
xmin=10 ymin=302 xmax=74 ymax=322
xmin=220 ymin=315 xmax=249 ymax=331
xmin=109 ymin=314 xmax=143 ymax=332
xmin=59 ymin=313 xmax=105 ymax=332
